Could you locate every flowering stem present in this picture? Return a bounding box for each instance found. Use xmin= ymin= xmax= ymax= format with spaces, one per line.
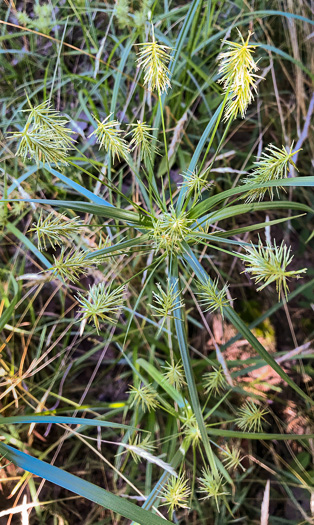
xmin=158 ymin=89 xmax=173 ymax=207
xmin=207 ymin=115 xmax=233 ymax=171
xmin=198 ymin=87 xmax=231 ymax=175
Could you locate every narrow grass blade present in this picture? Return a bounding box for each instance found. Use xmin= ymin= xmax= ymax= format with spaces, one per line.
xmin=170 ymin=259 xmax=232 ymax=484
xmin=189 ymin=176 xmax=314 ymax=219
xmin=136 ymin=358 xmax=186 ymax=408
xmin=0 ymin=415 xmax=141 ymax=432
xmin=0 ymin=444 xmax=172 ymax=525
xmin=206 ymin=428 xmax=314 ymax=440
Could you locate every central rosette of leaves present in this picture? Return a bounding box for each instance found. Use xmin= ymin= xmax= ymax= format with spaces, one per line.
xmin=151 ymin=206 xmax=194 ymax=253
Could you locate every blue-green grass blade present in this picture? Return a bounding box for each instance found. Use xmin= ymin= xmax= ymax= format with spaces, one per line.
xmin=6 ymin=223 xmax=51 ymax=269
xmin=42 ymin=164 xmax=113 ymax=207
xmin=0 ymin=444 xmax=172 ymax=525
xmin=0 ymin=415 xmax=142 ymax=432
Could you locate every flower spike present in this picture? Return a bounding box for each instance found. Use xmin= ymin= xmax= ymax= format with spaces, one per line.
xmin=239 ymin=239 xmax=307 ymax=299
xmin=89 ymin=113 xmax=129 ymax=162
xmin=218 ymin=29 xmax=261 ymax=121
xmin=137 ymin=26 xmax=173 ymax=93
xmin=242 ymin=143 xmax=301 ymax=202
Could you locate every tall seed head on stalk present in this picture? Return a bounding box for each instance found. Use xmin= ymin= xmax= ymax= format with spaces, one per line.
xmin=221 ymin=444 xmax=245 ymax=471
xmin=29 ymin=212 xmax=82 ymax=251
xmin=76 ymin=282 xmax=125 ymax=333
xmin=218 ymin=29 xmax=260 ymax=121
xmin=127 ymin=120 xmax=159 ymax=162
xmin=49 ymin=248 xmax=90 ymax=283
xmin=242 ymin=144 xmax=301 ymax=202
xmin=239 ymin=239 xmax=307 ymax=299
xmin=126 ymin=434 xmax=156 ymax=463
xmin=9 ymin=100 xmax=74 ymax=166
xmin=89 ymin=114 xmax=129 ymax=162
xmin=137 ymin=26 xmax=173 ymax=93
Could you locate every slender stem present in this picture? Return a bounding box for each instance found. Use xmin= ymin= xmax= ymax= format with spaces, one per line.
xmin=158 ymin=89 xmax=173 ymax=207
xmin=198 ymin=86 xmax=231 ymax=175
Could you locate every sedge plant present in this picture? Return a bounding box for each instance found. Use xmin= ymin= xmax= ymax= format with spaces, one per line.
xmin=2 ymin=19 xmax=313 ymax=525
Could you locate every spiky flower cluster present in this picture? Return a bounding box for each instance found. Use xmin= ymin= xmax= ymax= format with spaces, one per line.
xmin=127 ymin=383 xmax=159 ymax=412
xmin=203 ymin=366 xmax=227 ymax=396
xmin=150 ymin=280 xmax=184 ymax=332
xmin=218 ymin=30 xmax=260 ymax=121
xmin=239 ymin=239 xmax=307 ymax=299
xmin=182 ymin=413 xmax=202 ymax=446
xmin=242 ymin=144 xmax=300 ymax=202
xmin=76 ymin=282 xmax=125 ymax=333
xmin=160 ymin=475 xmax=191 ymax=517
xmin=162 ymin=360 xmax=186 ymax=389
xmin=10 ymin=100 xmax=74 ymax=166
xmin=221 ymin=444 xmax=245 ymax=471
xmin=50 ymin=248 xmax=90 ymax=283
xmin=235 ymin=401 xmax=269 ymax=433
xmin=89 ymin=114 xmax=129 ymax=162
xmin=151 ymin=207 xmax=193 ymax=253
xmin=196 ymin=278 xmax=230 ymax=317
xmin=127 ymin=120 xmax=159 ymax=163
xmin=137 ymin=28 xmax=172 ymax=93
xmin=198 ymin=470 xmax=229 ymax=510
xmin=180 ymin=168 xmax=212 ymax=200
xmin=29 ymin=212 xmax=82 ymax=251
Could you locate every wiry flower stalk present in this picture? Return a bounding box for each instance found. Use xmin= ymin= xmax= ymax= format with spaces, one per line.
xmin=160 ymin=475 xmax=191 ymax=517
xmin=150 ymin=280 xmax=184 ymax=332
xmin=10 ymin=100 xmax=74 ymax=166
xmin=239 ymin=239 xmax=307 ymax=299
xmin=242 ymin=144 xmax=301 ymax=202
xmin=235 ymin=401 xmax=269 ymax=433
xmin=89 ymin=114 xmax=129 ymax=161
xmin=198 ymin=470 xmax=229 ymax=510
xmin=76 ymin=282 xmax=125 ymax=333
xmin=196 ymin=278 xmax=230 ymax=317
xmin=49 ymin=248 xmax=90 ymax=283
xmin=218 ymin=30 xmax=260 ymax=121
xmin=127 ymin=383 xmax=159 ymax=412
xmin=203 ymin=366 xmax=227 ymax=396
xmin=127 ymin=120 xmax=159 ymax=162
xmin=29 ymin=212 xmax=82 ymax=251
xmin=137 ymin=27 xmax=172 ymax=93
